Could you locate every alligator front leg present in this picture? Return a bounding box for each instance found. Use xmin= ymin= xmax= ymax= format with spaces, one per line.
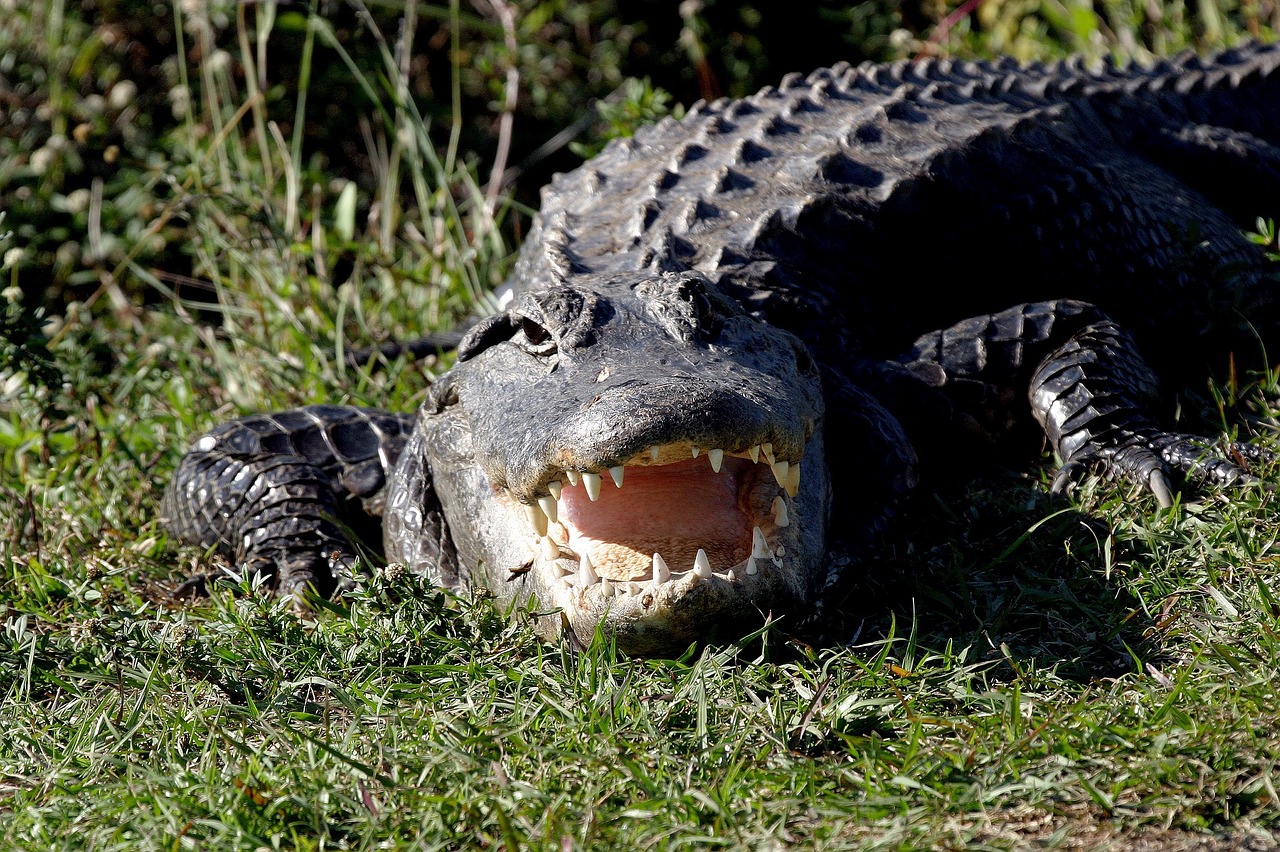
xmin=161 ymin=405 xmax=417 ymax=598
xmin=1028 ymin=314 xmax=1266 ymax=506
xmin=896 ymin=299 xmax=1268 ymax=505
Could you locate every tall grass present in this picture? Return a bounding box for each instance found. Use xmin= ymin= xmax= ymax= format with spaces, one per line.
xmin=2 ymin=0 xmax=1280 ymax=848
xmin=138 ymin=0 xmax=509 ymax=420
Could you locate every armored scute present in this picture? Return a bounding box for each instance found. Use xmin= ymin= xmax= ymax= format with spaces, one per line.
xmin=164 ymin=43 xmax=1280 ymax=654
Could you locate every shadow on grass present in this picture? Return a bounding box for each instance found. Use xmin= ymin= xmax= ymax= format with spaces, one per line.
xmin=816 ymin=473 xmax=1166 ymax=683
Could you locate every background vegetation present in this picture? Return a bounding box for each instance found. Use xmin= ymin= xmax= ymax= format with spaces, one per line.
xmin=3 ymin=0 xmax=1280 ymax=848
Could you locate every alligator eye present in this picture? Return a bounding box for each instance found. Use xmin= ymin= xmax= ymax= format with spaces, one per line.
xmin=521 ymin=317 xmax=551 ymax=346
xmin=517 ymin=316 xmax=558 ymax=356
xmin=456 ymin=312 xmax=556 ymax=361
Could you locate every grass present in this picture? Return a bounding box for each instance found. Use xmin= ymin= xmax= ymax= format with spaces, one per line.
xmin=4 ymin=0 xmax=1280 ymax=849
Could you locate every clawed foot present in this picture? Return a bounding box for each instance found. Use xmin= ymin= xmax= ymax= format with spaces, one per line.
xmin=170 ymin=549 xmax=365 ymax=603
xmin=1051 ymin=430 xmax=1273 ymax=508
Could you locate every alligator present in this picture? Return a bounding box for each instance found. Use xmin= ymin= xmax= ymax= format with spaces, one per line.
xmin=163 ymin=42 xmax=1280 ymax=655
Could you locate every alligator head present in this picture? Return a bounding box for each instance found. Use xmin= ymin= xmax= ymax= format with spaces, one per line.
xmin=406 ymin=269 xmax=827 ymax=655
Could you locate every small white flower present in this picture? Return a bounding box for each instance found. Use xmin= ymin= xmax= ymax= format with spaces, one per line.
xmin=168 ymin=85 xmax=191 ymax=120
xmin=206 ymin=49 xmax=232 ymax=75
xmin=2 ymin=248 xmax=25 ymax=269
xmin=3 ymin=371 xmax=27 ymax=397
xmin=64 ymin=188 xmax=91 ymax=214
xmin=108 ymin=80 xmax=137 ymax=111
xmin=55 ymin=242 xmax=80 ymax=268
xmin=29 ymin=148 xmax=55 ymax=175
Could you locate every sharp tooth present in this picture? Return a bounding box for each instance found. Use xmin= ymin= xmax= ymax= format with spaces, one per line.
xmin=708 ymin=448 xmax=724 ymax=472
xmin=540 ymin=536 xmax=559 ymax=561
xmin=652 ymin=553 xmax=671 ymax=583
xmin=600 ymin=577 xmax=615 ymax=597
xmin=565 ymin=470 xmax=580 ymax=486
xmin=554 ymin=561 xmax=574 ymax=578
xmin=650 ymin=445 xmax=660 ymax=461
xmin=771 ymin=459 xmax=790 ymax=489
xmin=746 ymin=556 xmax=759 ymax=576
xmin=628 ymin=582 xmax=643 ymax=596
xmin=582 ymin=472 xmax=602 ymax=501
xmin=761 ymin=442 xmax=774 ymax=463
xmin=786 ymin=461 xmax=800 ymax=497
xmin=525 ymin=503 xmax=548 ymax=537
xmin=579 ymin=553 xmax=598 ymax=586
xmin=772 ymin=496 xmax=789 ymax=528
xmin=609 ymin=465 xmax=625 ymax=488
xmin=691 ymin=445 xmax=700 ymax=458
xmin=537 ymin=495 xmax=559 ymax=524
xmin=752 ymin=526 xmax=771 ymax=558
xmin=726 ymin=568 xmax=737 ymax=583
xmin=748 ymin=444 xmax=760 ymax=464
xmin=693 ymin=549 xmax=713 ymax=579
xmin=548 ymin=480 xmax=563 ymax=500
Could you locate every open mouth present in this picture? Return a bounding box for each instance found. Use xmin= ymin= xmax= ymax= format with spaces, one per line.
xmin=507 ymin=441 xmax=800 ymax=597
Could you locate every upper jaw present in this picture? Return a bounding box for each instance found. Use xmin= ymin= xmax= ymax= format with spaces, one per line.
xmin=494 ymin=372 xmax=819 ymax=499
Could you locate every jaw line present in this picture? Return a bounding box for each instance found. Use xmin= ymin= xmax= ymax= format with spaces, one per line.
xmin=495 ymin=436 xmax=822 ymax=632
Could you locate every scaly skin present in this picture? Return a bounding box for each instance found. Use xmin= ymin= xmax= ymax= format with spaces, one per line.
xmin=164 ymin=43 xmax=1280 ymax=654
xmin=162 ymin=406 xmax=416 ymax=598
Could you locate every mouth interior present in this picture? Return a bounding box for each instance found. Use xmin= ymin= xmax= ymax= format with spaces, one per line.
xmin=557 ymin=457 xmax=758 ymax=580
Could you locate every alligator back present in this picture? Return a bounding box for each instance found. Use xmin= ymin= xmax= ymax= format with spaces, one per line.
xmin=515 ymin=43 xmax=1280 ymax=369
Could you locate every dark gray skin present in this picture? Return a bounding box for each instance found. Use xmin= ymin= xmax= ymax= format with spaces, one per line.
xmin=164 ymin=42 xmax=1280 ymax=655
xmin=383 ymin=271 xmax=829 ymax=653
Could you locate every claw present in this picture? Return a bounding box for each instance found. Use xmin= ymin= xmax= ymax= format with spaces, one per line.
xmin=1148 ymin=469 xmax=1175 ymax=509
xmin=1051 ymin=459 xmax=1086 ymax=497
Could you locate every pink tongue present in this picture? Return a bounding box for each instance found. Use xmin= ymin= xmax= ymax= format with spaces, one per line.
xmin=558 ymin=458 xmax=753 ymax=580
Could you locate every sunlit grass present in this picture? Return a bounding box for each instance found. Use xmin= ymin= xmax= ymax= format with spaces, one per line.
xmin=4 ymin=0 xmax=1280 ymax=848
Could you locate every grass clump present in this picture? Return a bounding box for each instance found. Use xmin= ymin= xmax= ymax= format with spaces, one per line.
xmin=4 ymin=0 xmax=1280 ymax=849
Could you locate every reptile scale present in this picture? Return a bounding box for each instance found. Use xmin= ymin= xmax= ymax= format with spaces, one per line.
xmin=164 ymin=42 xmax=1280 ymax=654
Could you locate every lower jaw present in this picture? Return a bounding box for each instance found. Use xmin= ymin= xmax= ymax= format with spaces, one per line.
xmin=530 ymin=504 xmax=793 ymax=601
xmin=536 ymin=563 xmax=793 ymax=655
